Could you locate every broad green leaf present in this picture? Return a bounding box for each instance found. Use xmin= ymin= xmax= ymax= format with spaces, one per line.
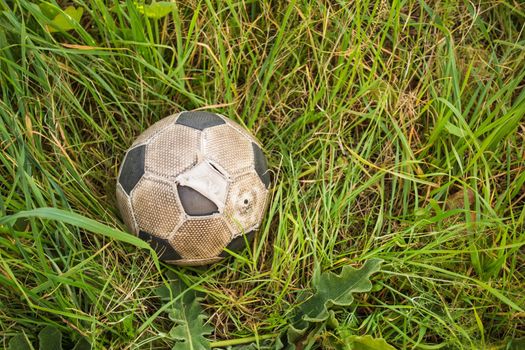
xmin=345 ymin=335 xmax=396 ymax=350
xmin=283 ymin=259 xmax=383 ymax=349
xmin=46 ymin=6 xmax=83 ymax=33
xmin=444 ymin=122 xmax=466 ymax=137
xmin=302 ymin=259 xmax=383 ymax=322
xmin=507 ymin=338 xmax=525 ymax=350
xmin=8 ymin=335 xmax=32 ymax=350
xmin=135 ymin=1 xmax=177 ymax=19
xmin=71 ymin=338 xmax=92 ymax=350
xmin=157 ymin=278 xmax=212 ymax=350
xmin=38 ymin=326 xmax=62 ymax=350
xmin=38 ymin=2 xmax=59 ymax=18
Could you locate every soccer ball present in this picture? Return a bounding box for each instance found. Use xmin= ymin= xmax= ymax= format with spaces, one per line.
xmin=116 ymin=111 xmax=270 ymax=266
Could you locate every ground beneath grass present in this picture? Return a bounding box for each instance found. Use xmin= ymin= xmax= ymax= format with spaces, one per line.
xmin=0 ymin=1 xmax=524 ymax=349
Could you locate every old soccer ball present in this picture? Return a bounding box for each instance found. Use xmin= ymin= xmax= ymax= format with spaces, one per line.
xmin=116 ymin=111 xmax=270 ymax=265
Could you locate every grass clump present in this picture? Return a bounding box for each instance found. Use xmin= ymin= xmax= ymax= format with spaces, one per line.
xmin=0 ymin=0 xmax=524 ymax=349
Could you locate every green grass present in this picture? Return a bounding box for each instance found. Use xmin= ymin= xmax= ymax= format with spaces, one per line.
xmin=0 ymin=0 xmax=524 ymax=348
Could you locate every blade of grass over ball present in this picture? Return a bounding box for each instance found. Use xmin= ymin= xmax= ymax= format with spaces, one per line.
xmin=0 ymin=208 xmax=161 ymax=270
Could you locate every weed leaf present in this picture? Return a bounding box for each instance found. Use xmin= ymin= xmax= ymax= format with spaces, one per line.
xmin=302 ymin=259 xmax=383 ymax=322
xmin=46 ymin=6 xmax=83 ymax=33
xmin=72 ymin=338 xmax=92 ymax=350
xmin=135 ymin=1 xmax=177 ymax=19
xmin=507 ymin=338 xmax=525 ymax=350
xmin=8 ymin=335 xmax=32 ymax=350
xmin=38 ymin=326 xmax=62 ymax=350
xmin=284 ymin=259 xmax=383 ymax=348
xmin=38 ymin=2 xmax=59 ymax=18
xmin=344 ymin=335 xmax=396 ymax=350
xmin=158 ymin=278 xmax=212 ymax=350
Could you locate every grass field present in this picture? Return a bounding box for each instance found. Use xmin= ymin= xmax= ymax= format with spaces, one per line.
xmin=0 ymin=0 xmax=524 ymax=349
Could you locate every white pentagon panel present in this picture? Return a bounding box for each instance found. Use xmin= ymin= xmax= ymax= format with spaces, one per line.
xmin=171 ymin=217 xmax=232 ymax=259
xmin=221 ymin=115 xmax=260 ymax=145
xmin=145 ymin=124 xmax=201 ymax=178
xmin=132 ymin=113 xmax=180 ymax=147
xmin=203 ymin=124 xmax=254 ymax=177
xmin=224 ymin=171 xmax=268 ymax=236
xmin=131 ymin=177 xmax=184 ymax=239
